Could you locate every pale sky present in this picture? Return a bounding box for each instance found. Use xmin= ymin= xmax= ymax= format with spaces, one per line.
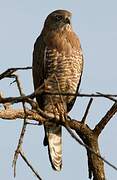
xmin=0 ymin=0 xmax=117 ymax=179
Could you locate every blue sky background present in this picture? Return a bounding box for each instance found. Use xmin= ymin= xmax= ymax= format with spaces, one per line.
xmin=0 ymin=0 xmax=117 ymax=179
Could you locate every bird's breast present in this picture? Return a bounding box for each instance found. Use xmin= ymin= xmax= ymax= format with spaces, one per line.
xmin=44 ymin=47 xmax=83 ymax=104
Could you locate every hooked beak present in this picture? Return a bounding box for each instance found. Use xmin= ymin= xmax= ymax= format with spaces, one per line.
xmin=64 ymin=17 xmax=71 ymax=25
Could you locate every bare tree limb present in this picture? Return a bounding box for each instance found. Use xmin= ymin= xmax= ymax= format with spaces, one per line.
xmin=0 ymin=108 xmax=44 ymax=121
xmin=93 ymin=101 xmax=117 ymax=136
xmin=1 ymin=106 xmax=117 ymax=179
xmin=1 ymin=66 xmax=117 ymax=180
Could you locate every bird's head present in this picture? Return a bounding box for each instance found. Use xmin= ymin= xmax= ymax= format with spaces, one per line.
xmin=43 ymin=10 xmax=72 ymax=31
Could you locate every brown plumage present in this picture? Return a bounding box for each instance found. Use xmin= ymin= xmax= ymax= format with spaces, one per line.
xmin=32 ymin=9 xmax=83 ymax=171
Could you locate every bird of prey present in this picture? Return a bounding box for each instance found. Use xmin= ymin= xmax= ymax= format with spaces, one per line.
xmin=32 ymin=9 xmax=83 ymax=171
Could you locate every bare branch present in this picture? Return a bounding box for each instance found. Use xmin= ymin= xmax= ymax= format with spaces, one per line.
xmin=45 ymin=90 xmax=117 ymax=98
xmin=81 ymin=98 xmax=93 ymax=123
xmin=20 ymin=150 xmax=42 ymax=180
xmin=97 ymin=92 xmax=117 ymax=102
xmin=0 ymin=66 xmax=32 ymax=80
xmin=12 ymin=74 xmax=28 ymax=177
xmin=0 ymin=108 xmax=44 ymax=122
xmin=1 ymin=107 xmax=117 ymax=177
xmin=1 ymin=92 xmax=117 ymax=106
xmin=1 ymin=67 xmax=117 ymax=179
xmin=0 ymin=84 xmax=45 ymax=105
xmin=93 ymin=102 xmax=117 ymax=136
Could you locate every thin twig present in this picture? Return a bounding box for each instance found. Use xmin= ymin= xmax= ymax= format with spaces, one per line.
xmin=12 ymin=74 xmax=28 ymax=177
xmin=94 ymin=101 xmax=117 ymax=136
xmin=1 ymin=92 xmax=117 ymax=105
xmin=81 ymin=98 xmax=93 ymax=123
xmin=45 ymin=90 xmax=117 ymax=97
xmin=20 ymin=150 xmax=42 ymax=180
xmin=97 ymin=92 xmax=117 ymax=102
xmin=13 ymin=123 xmax=27 ymax=177
xmin=0 ymin=66 xmax=32 ymax=80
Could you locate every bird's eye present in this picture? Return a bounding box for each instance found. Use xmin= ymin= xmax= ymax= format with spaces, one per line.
xmin=55 ymin=15 xmax=63 ymax=21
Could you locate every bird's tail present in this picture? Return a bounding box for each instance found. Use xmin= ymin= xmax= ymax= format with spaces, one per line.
xmin=43 ymin=123 xmax=62 ymax=171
